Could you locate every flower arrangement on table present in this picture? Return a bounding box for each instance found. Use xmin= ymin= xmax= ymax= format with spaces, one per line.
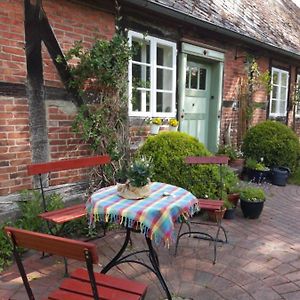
xmin=117 ymin=156 xmax=154 ymax=199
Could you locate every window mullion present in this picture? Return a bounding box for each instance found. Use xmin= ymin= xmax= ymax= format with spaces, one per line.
xmin=151 ymin=39 xmax=157 ymax=115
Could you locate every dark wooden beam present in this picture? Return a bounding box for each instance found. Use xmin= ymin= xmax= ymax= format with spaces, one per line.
xmin=38 ymin=6 xmax=83 ymax=106
xmin=24 ymin=0 xmax=49 ymax=165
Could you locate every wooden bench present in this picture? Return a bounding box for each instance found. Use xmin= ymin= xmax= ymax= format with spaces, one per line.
xmin=175 ymin=156 xmax=229 ymax=264
xmin=27 ymin=155 xmax=111 ymax=228
xmin=4 ymin=226 xmax=148 ymax=300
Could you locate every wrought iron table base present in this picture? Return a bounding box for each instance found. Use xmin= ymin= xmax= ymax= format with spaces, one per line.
xmin=101 ymin=227 xmax=172 ymax=300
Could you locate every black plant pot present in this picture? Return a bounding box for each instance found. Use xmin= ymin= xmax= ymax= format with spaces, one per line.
xmin=224 ymin=208 xmax=235 ymax=219
xmin=240 ymin=199 xmax=264 ymax=219
xmin=247 ymin=168 xmax=270 ymax=183
xmin=271 ymin=167 xmax=290 ymax=186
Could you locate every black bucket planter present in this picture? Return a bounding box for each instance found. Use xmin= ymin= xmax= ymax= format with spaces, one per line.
xmin=247 ymin=168 xmax=270 ymax=183
xmin=240 ymin=199 xmax=264 ymax=219
xmin=271 ymin=167 xmax=290 ymax=186
xmin=224 ymin=208 xmax=235 ymax=219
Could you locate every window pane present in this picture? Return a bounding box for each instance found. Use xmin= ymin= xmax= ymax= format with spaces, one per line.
xmin=156 ymin=92 xmax=172 ymax=113
xmin=199 ymin=68 xmax=207 ymax=90
xmin=157 ymin=44 xmax=173 ymax=67
xmin=132 ymin=39 xmax=150 ymax=63
xmin=271 ymin=100 xmax=276 ymax=113
xmin=131 ymin=90 xmax=150 ymax=112
xmin=157 ymin=68 xmax=173 ymax=90
xmin=272 ymin=86 xmax=278 ymax=99
xmin=132 ymin=64 xmax=150 ymax=88
xmin=190 ymin=67 xmax=198 ymax=89
xmin=185 ymin=66 xmax=190 ymax=88
xmin=279 ymin=101 xmax=286 ymax=114
xmin=280 ymin=87 xmax=287 ymax=100
xmin=281 ymin=73 xmax=288 ymax=87
xmin=272 ymin=71 xmax=279 ymax=85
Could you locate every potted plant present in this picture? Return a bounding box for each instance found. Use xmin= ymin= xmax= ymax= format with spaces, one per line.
xmin=223 ymin=167 xmax=240 ymax=207
xmin=168 ymin=118 xmax=179 ymax=131
xmin=150 ymin=118 xmax=162 ymax=134
xmin=245 ymin=158 xmax=270 ymax=183
xmin=240 ymin=186 xmax=266 ymax=219
xmin=217 ymin=145 xmax=244 ymax=175
xmin=223 ymin=198 xmax=235 ymax=219
xmin=117 ymin=156 xmax=153 ymax=199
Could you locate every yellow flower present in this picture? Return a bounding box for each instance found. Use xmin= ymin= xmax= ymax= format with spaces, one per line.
xmin=168 ymin=118 xmax=179 ymax=127
xmin=152 ymin=118 xmax=162 ymax=125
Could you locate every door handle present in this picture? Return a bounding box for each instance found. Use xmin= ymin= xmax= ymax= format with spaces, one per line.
xmin=180 ymin=113 xmax=184 ymax=119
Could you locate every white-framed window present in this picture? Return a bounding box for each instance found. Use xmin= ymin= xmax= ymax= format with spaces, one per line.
xmin=269 ymin=67 xmax=289 ymax=117
xmin=128 ymin=30 xmax=177 ymax=117
xmin=296 ymin=74 xmax=300 ymax=117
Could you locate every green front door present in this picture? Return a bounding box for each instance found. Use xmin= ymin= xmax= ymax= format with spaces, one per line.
xmin=181 ymin=58 xmax=211 ymax=146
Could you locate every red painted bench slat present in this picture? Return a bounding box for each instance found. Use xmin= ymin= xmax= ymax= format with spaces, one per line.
xmin=39 ymin=203 xmax=86 ymax=224
xmin=71 ymin=268 xmax=147 ymax=296
xmin=27 ymin=155 xmax=111 ymax=175
xmin=48 ymin=289 xmax=93 ymax=300
xmin=60 ymin=278 xmax=142 ymax=300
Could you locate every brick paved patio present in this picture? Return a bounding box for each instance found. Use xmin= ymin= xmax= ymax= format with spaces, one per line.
xmin=1 ymin=184 xmax=300 ymax=300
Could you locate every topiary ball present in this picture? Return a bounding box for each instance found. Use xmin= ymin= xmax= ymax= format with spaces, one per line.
xmin=241 ymin=121 xmax=300 ymax=172
xmin=138 ymin=131 xmax=224 ymax=198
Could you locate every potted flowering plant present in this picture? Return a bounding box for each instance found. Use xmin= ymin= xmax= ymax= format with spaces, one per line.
xmin=117 ymin=156 xmax=153 ymax=199
xmin=245 ymin=157 xmax=270 ymax=183
xmin=150 ymin=118 xmax=162 ymax=135
xmin=240 ymin=186 xmax=266 ymax=219
xmin=168 ymin=118 xmax=179 ymax=132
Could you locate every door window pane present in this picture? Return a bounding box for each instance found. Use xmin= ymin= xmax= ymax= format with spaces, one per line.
xmin=131 ymin=90 xmax=150 ymax=112
xmin=199 ymin=68 xmax=207 ymax=90
xmin=280 ymin=87 xmax=287 ymax=100
xmin=271 ymin=100 xmax=276 ymax=113
xmin=190 ymin=67 xmax=198 ymax=89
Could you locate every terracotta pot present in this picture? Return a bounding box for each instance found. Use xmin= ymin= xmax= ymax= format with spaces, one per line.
xmin=227 ymin=193 xmax=240 ymax=207
xmin=207 ymin=208 xmax=226 ymax=223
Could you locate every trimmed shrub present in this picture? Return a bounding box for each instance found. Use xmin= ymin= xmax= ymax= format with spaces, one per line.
xmin=138 ymin=131 xmax=233 ymax=198
xmin=242 ymin=121 xmax=300 ymax=172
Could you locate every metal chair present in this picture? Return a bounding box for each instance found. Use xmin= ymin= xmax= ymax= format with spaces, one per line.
xmin=174 ymin=155 xmax=229 ymax=264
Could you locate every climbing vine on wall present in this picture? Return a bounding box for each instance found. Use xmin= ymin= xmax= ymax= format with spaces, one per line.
xmin=237 ymin=57 xmax=271 ymax=146
xmin=59 ymin=6 xmax=133 ymax=190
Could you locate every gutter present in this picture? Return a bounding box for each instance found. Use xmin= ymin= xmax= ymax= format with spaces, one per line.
xmin=122 ymin=0 xmax=300 ymax=61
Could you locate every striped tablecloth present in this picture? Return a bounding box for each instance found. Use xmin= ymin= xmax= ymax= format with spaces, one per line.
xmin=86 ymin=182 xmax=199 ymax=246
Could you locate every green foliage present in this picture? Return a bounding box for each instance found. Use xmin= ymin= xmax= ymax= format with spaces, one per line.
xmin=16 ymin=190 xmax=64 ymax=232
xmin=240 ymin=186 xmax=266 ymax=202
xmin=65 ymin=33 xmax=134 ymax=189
xmin=242 ymin=121 xmax=300 ymax=172
xmin=217 ymin=145 xmax=238 ymax=160
xmin=127 ymin=157 xmax=153 ymax=187
xmin=222 ymin=167 xmax=239 ymax=193
xmin=138 ymin=132 xmax=231 ymax=198
xmin=288 ymin=162 xmax=300 ymax=185
xmin=0 ymin=222 xmax=13 ymax=272
xmin=245 ymin=158 xmax=269 ymax=171
xmin=58 ymin=34 xmax=132 ymax=98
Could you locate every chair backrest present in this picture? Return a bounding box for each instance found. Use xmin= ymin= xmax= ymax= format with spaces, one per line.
xmin=27 ymin=155 xmax=111 ymax=175
xmin=185 ymin=155 xmax=229 ymax=165
xmin=4 ymin=227 xmax=98 ymax=264
xmin=185 ymin=155 xmax=229 ymax=199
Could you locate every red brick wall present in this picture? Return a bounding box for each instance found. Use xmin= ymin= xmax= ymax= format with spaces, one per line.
xmin=47 ymin=102 xmax=91 ymax=186
xmin=0 ymin=97 xmax=32 ymax=196
xmin=0 ymin=0 xmax=115 ymax=196
xmin=0 ymin=0 xmax=115 ymax=86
